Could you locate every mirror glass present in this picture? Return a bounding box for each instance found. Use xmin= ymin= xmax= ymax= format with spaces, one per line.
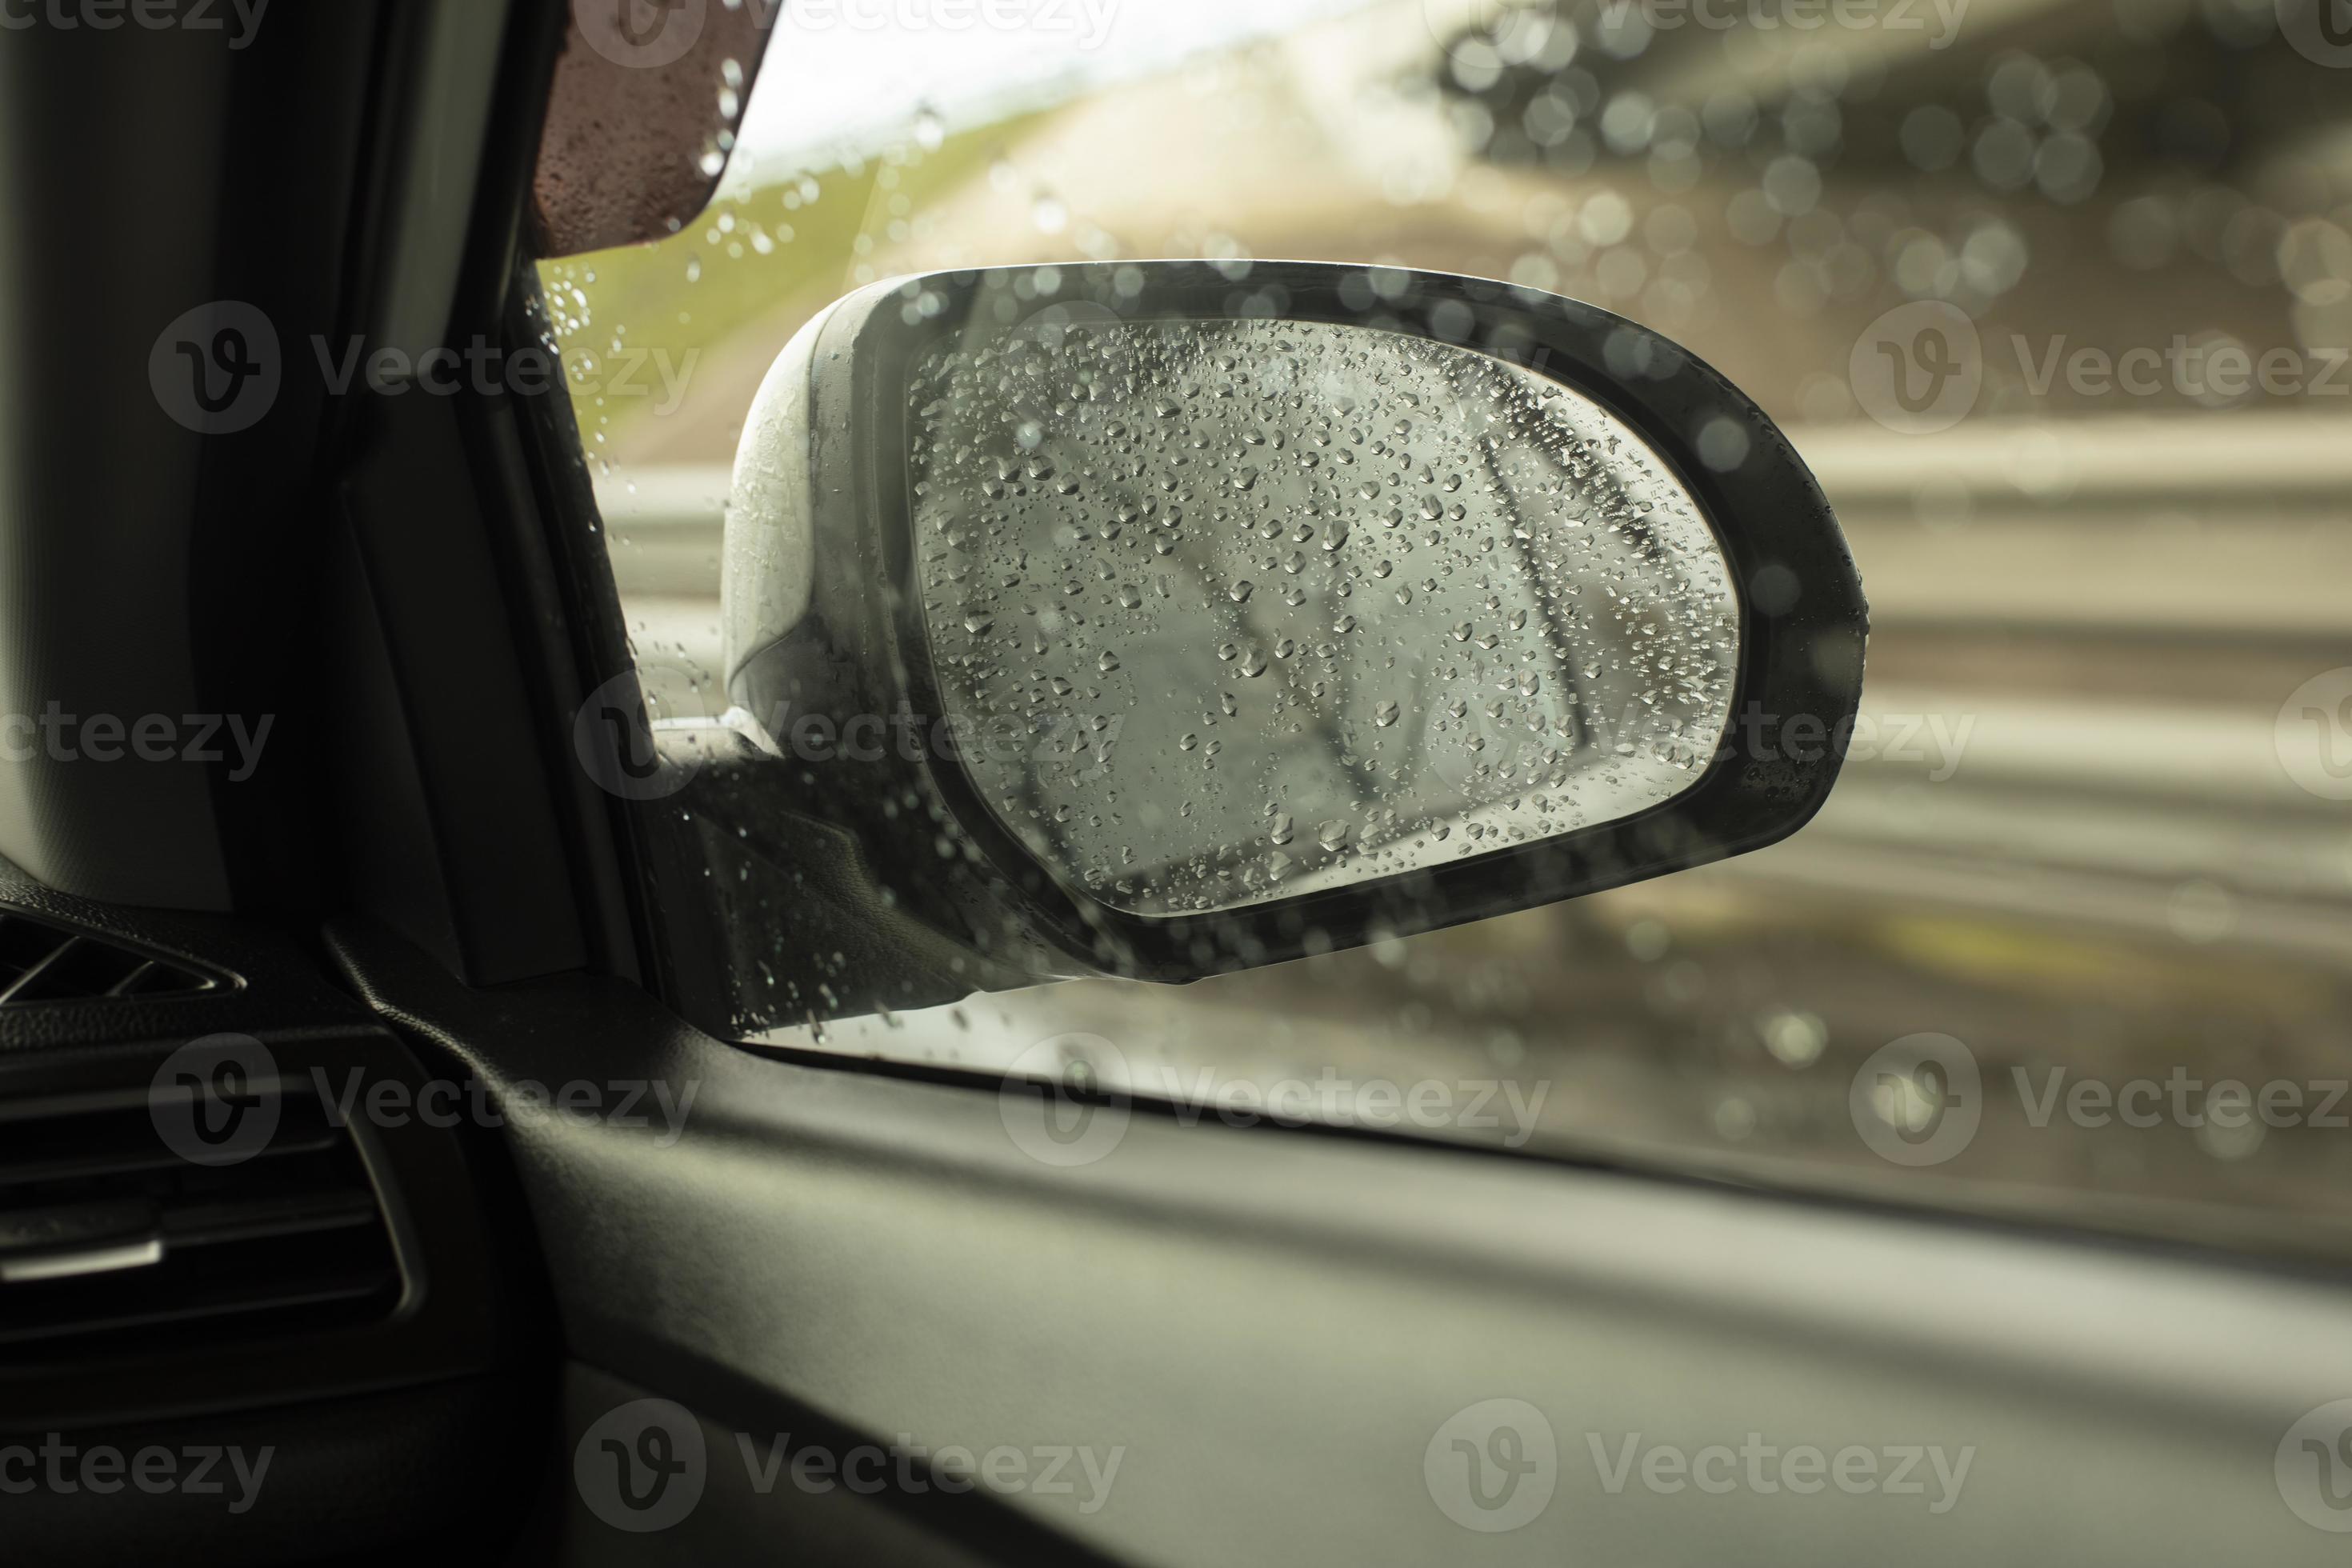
xmin=908 ymin=318 xmax=1740 ymax=917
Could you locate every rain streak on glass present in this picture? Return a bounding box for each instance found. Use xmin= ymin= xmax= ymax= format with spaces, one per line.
xmin=909 ymin=318 xmax=1739 ymax=916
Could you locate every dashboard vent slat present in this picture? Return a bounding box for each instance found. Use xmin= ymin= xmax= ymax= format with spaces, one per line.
xmin=0 ymin=914 xmax=226 ymax=1005
xmin=0 ymin=1085 xmax=404 ymax=1359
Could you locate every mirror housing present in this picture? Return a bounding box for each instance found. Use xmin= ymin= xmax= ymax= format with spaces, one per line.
xmin=695 ymin=261 xmax=1863 ymax=1014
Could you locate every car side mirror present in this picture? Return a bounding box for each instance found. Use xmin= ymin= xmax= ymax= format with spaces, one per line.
xmin=706 ymin=261 xmax=1864 ymax=1000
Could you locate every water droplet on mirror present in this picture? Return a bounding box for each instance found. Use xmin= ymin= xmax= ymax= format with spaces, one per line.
xmin=901 ymin=314 xmax=1742 ymax=917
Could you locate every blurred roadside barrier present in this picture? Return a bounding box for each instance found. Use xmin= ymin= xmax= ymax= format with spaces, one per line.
xmin=594 ymin=410 xmax=2352 ymax=959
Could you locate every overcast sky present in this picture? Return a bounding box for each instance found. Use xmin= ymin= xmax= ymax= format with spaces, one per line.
xmin=721 ymin=0 xmax=1381 ymax=193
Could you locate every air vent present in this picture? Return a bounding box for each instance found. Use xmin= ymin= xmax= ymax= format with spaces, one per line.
xmin=0 ymin=1086 xmax=404 ymax=1358
xmin=0 ymin=911 xmax=228 ymax=1004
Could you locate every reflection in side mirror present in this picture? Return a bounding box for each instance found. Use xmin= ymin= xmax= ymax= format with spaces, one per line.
xmin=909 ymin=319 xmax=1739 ymax=916
xmin=702 ymin=261 xmax=1862 ymax=1014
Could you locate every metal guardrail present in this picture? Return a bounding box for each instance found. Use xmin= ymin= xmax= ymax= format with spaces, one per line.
xmin=590 ymin=411 xmax=2352 ymax=956
xmin=594 ymin=411 xmax=2352 ymax=633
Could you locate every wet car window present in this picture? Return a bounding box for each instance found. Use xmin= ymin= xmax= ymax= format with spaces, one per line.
xmin=541 ymin=0 xmax=2352 ymax=1257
